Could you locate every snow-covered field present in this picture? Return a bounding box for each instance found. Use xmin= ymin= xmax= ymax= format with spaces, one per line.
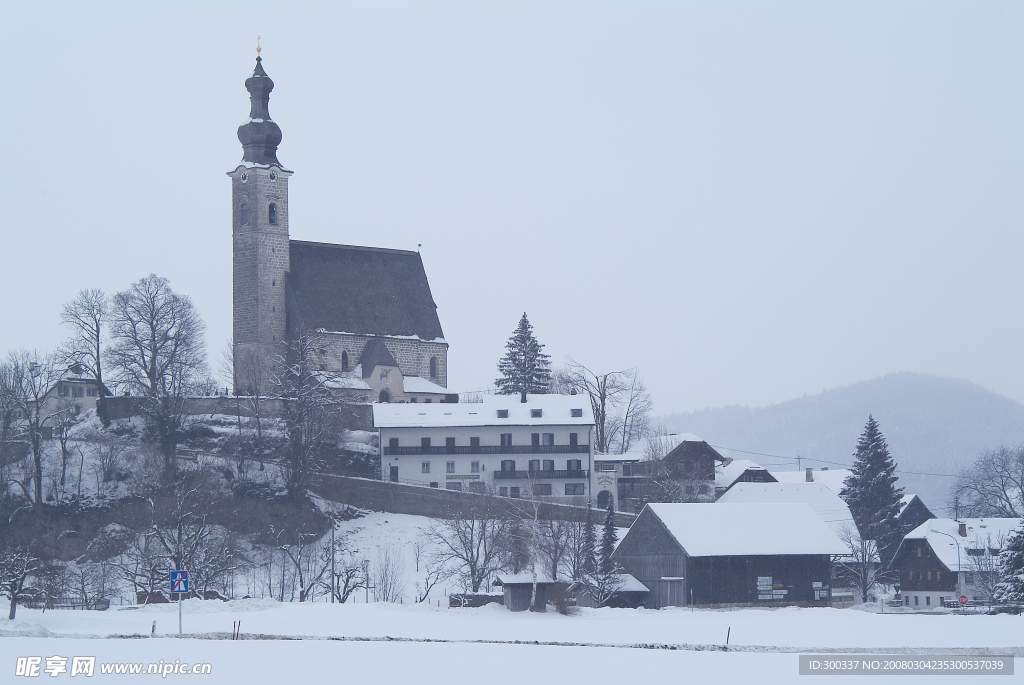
xmin=3 ymin=599 xmax=1020 ymax=684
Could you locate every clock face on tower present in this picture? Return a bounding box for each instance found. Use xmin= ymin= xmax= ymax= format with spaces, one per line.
xmin=269 ymin=171 xmax=278 ymax=182
xmin=240 ymin=172 xmax=249 ymax=184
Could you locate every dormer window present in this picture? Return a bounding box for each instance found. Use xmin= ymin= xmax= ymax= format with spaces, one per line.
xmin=240 ymin=201 xmax=249 ymax=225
xmin=571 ymin=408 xmax=583 ymax=417
xmin=268 ymin=203 xmax=278 ymax=225
xmin=497 ymin=409 xmax=509 ymax=418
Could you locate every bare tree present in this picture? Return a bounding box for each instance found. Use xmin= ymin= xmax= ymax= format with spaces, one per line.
xmin=951 ymin=444 xmax=1024 ymax=518
xmin=966 ymin=532 xmax=1006 ymax=606
xmin=373 ymin=544 xmax=407 ymax=603
xmin=557 ymin=359 xmax=632 ymax=455
xmin=538 ymin=517 xmax=573 ymax=583
xmin=320 ymin=531 xmax=368 ymax=603
xmin=276 ymin=530 xmax=330 ymax=602
xmin=106 ymin=274 xmax=208 ymax=479
xmin=428 ymin=498 xmax=509 ymax=592
xmin=607 ymin=370 xmax=652 ymax=454
xmin=836 ymin=523 xmax=882 ymax=604
xmin=4 ymin=350 xmax=64 ymax=509
xmin=59 ymin=288 xmax=109 ymax=395
xmin=271 ymin=332 xmax=357 ymax=496
xmin=0 ymin=547 xmax=43 ymax=619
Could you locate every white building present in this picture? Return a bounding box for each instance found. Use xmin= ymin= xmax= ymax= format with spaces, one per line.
xmin=372 ymin=393 xmax=595 ymax=504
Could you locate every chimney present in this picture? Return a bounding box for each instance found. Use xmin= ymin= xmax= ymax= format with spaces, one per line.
xmin=805 ymin=468 xmax=813 ymax=482
xmin=520 ymin=390 xmax=527 ymax=403
xmin=958 ymin=522 xmax=967 ymax=537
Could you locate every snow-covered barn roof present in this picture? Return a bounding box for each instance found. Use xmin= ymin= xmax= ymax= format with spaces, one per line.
xmin=715 ymin=482 xmax=856 ymax=537
xmin=896 ymin=518 xmax=1022 ymax=572
xmin=373 ymin=394 xmax=594 ymax=428
xmin=643 ymin=502 xmax=847 ymax=557
xmin=771 ymin=468 xmax=852 ymax=496
xmin=494 ymin=571 xmax=564 ymax=585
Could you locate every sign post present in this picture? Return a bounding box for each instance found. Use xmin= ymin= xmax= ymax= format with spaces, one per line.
xmin=170 ymin=570 xmax=189 ymax=637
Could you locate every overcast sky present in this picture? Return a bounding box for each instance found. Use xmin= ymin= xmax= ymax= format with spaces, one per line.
xmin=2 ymin=1 xmax=1022 ymax=415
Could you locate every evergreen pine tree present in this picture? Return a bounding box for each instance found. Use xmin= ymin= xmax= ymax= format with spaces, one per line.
xmin=840 ymin=415 xmax=905 ymax=567
xmin=495 ymin=313 xmax=551 ymax=395
xmin=995 ymin=522 xmax=1024 ymax=602
xmin=600 ymin=500 xmax=618 ymax=575
xmin=581 ymin=501 xmax=596 ymax=575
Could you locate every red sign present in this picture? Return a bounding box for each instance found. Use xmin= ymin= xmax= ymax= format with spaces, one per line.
xmin=958 ymin=595 xmax=968 ymax=606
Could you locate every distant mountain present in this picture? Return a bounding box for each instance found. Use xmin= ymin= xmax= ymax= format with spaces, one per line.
xmin=657 ymin=373 xmax=1024 ymax=515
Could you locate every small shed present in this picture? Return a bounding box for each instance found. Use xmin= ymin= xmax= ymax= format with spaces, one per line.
xmin=569 ymin=573 xmax=650 ymax=608
xmin=493 ymin=572 xmax=568 ymax=612
xmin=613 ymin=503 xmax=846 ymax=608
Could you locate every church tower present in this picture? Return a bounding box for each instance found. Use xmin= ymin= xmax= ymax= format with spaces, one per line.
xmin=229 ymin=47 xmax=292 ymax=393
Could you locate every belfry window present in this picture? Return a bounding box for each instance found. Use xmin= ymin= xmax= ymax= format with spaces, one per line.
xmin=268 ymin=203 xmax=278 ymax=225
xmin=429 ymin=357 xmax=437 ymax=378
xmin=240 ymin=202 xmax=249 ymax=225
xmin=341 ymin=351 xmax=349 ymax=372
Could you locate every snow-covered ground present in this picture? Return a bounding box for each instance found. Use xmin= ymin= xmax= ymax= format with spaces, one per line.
xmin=9 ymin=637 xmax=1010 ymax=685
xmin=3 ymin=601 xmax=1019 ymax=684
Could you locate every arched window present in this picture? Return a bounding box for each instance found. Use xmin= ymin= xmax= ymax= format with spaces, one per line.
xmin=597 ymin=490 xmax=613 ymax=510
xmin=429 ymin=357 xmax=437 ymax=379
xmin=240 ymin=201 xmax=249 ymax=225
xmin=378 ymin=389 xmax=391 ymax=403
xmin=268 ymin=203 xmax=277 ymax=225
xmin=341 ymin=351 xmax=349 ymax=372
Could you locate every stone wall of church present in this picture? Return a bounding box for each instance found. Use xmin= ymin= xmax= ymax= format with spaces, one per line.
xmin=313 ymin=333 xmax=448 ymax=387
xmin=231 ymin=166 xmax=291 ymax=393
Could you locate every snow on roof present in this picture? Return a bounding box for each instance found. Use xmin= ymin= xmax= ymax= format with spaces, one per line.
xmin=897 ymin=494 xmax=919 ymax=517
xmin=373 ymin=394 xmax=595 ymax=428
xmin=402 ymin=376 xmax=449 ymax=395
xmin=644 ymin=502 xmax=847 ymax=557
xmin=716 ymin=483 xmax=856 ymax=536
xmin=771 ymin=468 xmax=852 ymax=496
xmin=494 ymin=571 xmax=563 ymax=585
xmin=899 ymin=518 xmax=1023 ymax=572
xmin=608 ymin=432 xmax=706 ymax=459
xmin=715 ymin=459 xmax=771 ymax=489
xmin=614 ymin=573 xmax=650 ymax=593
xmin=567 ymin=573 xmax=649 ymax=593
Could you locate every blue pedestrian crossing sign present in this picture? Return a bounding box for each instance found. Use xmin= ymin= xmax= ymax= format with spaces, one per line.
xmin=170 ymin=570 xmax=189 ymax=594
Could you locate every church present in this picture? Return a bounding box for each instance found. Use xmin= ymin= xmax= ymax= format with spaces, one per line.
xmin=229 ymin=50 xmax=451 ymax=403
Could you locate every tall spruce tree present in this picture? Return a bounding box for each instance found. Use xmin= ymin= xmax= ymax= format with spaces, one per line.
xmin=495 ymin=313 xmax=551 ymax=395
xmin=994 ymin=522 xmax=1024 ymax=602
xmin=582 ymin=500 xmax=597 ymax=575
xmin=840 ymin=415 xmax=905 ymax=567
xmin=600 ymin=500 xmax=618 ymax=575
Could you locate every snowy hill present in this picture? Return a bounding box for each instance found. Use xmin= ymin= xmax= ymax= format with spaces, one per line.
xmin=658 ymin=373 xmax=1024 ymax=514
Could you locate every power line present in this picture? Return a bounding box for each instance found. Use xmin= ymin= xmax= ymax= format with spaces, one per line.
xmin=708 ymin=443 xmax=958 ymax=478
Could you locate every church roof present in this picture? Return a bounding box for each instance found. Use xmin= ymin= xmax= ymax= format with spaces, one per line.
xmin=286 ymin=241 xmax=445 ymax=342
xmin=359 ymin=338 xmax=399 ymax=378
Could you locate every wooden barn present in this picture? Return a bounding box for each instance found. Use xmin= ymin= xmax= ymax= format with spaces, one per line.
xmin=612 ymin=503 xmax=846 ymax=608
xmin=493 ymin=572 xmax=567 ymax=612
